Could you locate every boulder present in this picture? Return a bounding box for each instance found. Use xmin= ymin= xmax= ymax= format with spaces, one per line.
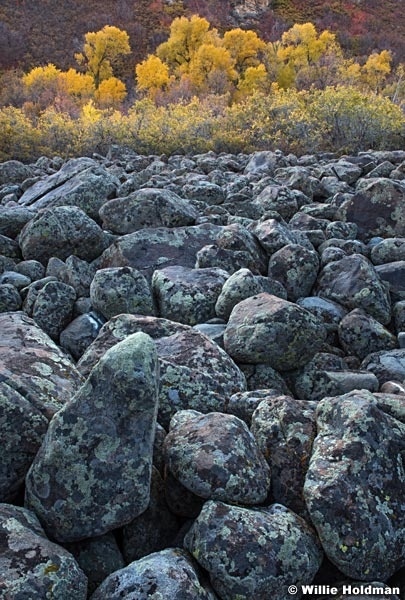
xmin=25 ymin=332 xmax=160 ymax=542
xmin=224 ymin=293 xmax=326 ymax=370
xmin=268 ymin=243 xmax=319 ymax=301
xmin=304 ymin=390 xmax=405 ymax=580
xmin=164 ymin=411 xmax=270 ymax=504
xmin=338 ymin=309 xmax=397 ymax=360
xmin=19 ymin=206 xmax=109 ymax=263
xmin=337 ymin=178 xmax=405 ymax=240
xmin=90 ymin=266 xmax=154 ymax=320
xmin=90 ymin=548 xmax=217 ymax=600
xmin=152 ymin=265 xmax=228 ymax=326
xmin=100 ymin=188 xmax=198 ymax=233
xmin=0 ymin=504 xmax=87 ymax=599
xmin=316 ymin=254 xmax=392 ymax=324
xmin=184 ymin=500 xmax=323 ymax=600
xmin=0 ymin=312 xmax=83 ymax=418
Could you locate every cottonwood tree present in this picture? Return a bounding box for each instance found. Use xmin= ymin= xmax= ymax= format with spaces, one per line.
xmin=75 ymin=25 xmax=131 ymax=88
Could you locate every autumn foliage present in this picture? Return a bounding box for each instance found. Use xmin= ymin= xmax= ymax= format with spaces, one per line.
xmin=0 ymin=16 xmax=403 ymax=161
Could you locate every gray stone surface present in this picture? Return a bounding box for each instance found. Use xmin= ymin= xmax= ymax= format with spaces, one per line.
xmin=25 ymin=332 xmax=160 ymax=542
xmin=304 ymin=390 xmax=405 ymax=581
xmin=184 ymin=500 xmax=323 ymax=600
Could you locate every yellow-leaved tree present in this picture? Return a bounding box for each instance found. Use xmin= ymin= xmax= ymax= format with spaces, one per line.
xmin=361 ymin=50 xmax=392 ymax=93
xmin=189 ymin=44 xmax=237 ymax=94
xmin=223 ymin=28 xmax=265 ymax=74
xmin=276 ymin=22 xmax=343 ymax=89
xmin=75 ymin=25 xmax=131 ymax=88
xmin=136 ymin=55 xmax=171 ymax=99
xmin=95 ymin=77 xmax=127 ymax=108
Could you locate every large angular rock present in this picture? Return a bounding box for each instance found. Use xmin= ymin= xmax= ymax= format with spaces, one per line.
xmin=338 ymin=309 xmax=397 ymax=360
xmin=0 ymin=312 xmax=83 ymax=418
xmin=0 ymin=206 xmax=34 ymax=238
xmin=90 ymin=548 xmax=217 ymax=600
xmin=337 ymin=178 xmax=405 ymax=241
xmin=19 ymin=206 xmax=109 ymax=263
xmin=100 ymin=188 xmax=198 ymax=233
xmin=304 ymin=390 xmax=405 ymax=581
xmin=100 ymin=223 xmax=223 ymax=281
xmin=375 ymin=261 xmax=405 ymax=301
xmin=184 ymin=500 xmax=323 ymax=600
xmin=32 ymin=280 xmax=76 ymax=340
xmin=18 ymin=157 xmax=118 ymax=219
xmin=361 ymin=349 xmax=405 ymax=385
xmin=0 ymin=504 xmax=87 ymax=599
xmin=164 ymin=411 xmax=270 ymax=504
xmin=224 ymin=293 xmax=326 ymax=370
xmin=25 ymin=332 xmax=160 ymax=542
xmin=316 ymin=254 xmax=392 ymax=324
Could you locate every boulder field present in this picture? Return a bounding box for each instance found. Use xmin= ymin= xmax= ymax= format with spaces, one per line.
xmin=0 ymin=147 xmax=404 ymax=599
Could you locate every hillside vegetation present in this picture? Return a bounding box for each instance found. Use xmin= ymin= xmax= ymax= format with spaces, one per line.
xmin=0 ymin=15 xmax=404 ymax=162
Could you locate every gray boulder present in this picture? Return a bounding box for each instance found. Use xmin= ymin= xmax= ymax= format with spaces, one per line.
xmin=337 ymin=178 xmax=405 ymax=241
xmin=268 ymin=243 xmax=319 ymax=301
xmin=18 ymin=157 xmax=118 ymax=219
xmin=90 ymin=548 xmax=217 ymax=600
xmin=251 ymin=396 xmax=316 ymax=515
xmin=32 ymin=280 xmax=76 ymax=340
xmin=316 ymin=254 xmax=392 ymax=324
xmin=19 ymin=206 xmax=109 ymax=263
xmin=90 ymin=266 xmax=154 ymax=320
xmin=0 ymin=283 xmax=21 ymax=311
xmin=0 ymin=503 xmax=87 ymax=599
xmin=338 ymin=309 xmax=397 ymax=360
xmin=164 ymin=411 xmax=271 ymax=504
xmin=0 ymin=312 xmax=83 ymax=419
xmin=152 ymin=266 xmax=228 ymax=326
xmin=100 ymin=187 xmax=198 ymax=233
xmin=224 ymin=293 xmax=326 ymax=370
xmin=184 ymin=500 xmax=323 ymax=600
xmin=304 ymin=390 xmax=405 ymax=581
xmin=25 ymin=332 xmax=160 ymax=542
xmin=0 ymin=160 xmax=33 ymax=185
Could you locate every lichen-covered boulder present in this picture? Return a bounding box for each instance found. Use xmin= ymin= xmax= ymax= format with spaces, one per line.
xmin=100 ymin=223 xmax=223 ymax=281
xmin=304 ymin=390 xmax=405 ymax=581
xmin=224 ymin=293 xmax=326 ymax=370
xmin=122 ymin=468 xmax=180 ymax=563
xmin=268 ymin=243 xmax=319 ymax=301
xmin=25 ymin=332 xmax=160 ymax=542
xmin=370 ymin=238 xmax=405 ymax=265
xmin=315 ymin=253 xmax=392 ymax=324
xmin=156 ymin=329 xmax=246 ymax=427
xmin=90 ymin=266 xmax=154 ymax=320
xmin=0 ymin=503 xmax=87 ymax=599
xmin=361 ymin=349 xmax=405 ymax=385
xmin=0 ymin=382 xmax=48 ymax=502
xmin=100 ymin=187 xmax=198 ymax=233
xmin=0 ymin=206 xmax=34 ymax=238
xmin=225 ymin=389 xmax=284 ymax=424
xmin=0 ymin=160 xmax=33 ymax=185
xmin=0 ymin=312 xmax=83 ymax=418
xmin=338 ymin=309 xmax=397 ymax=360
xmin=152 ymin=266 xmax=228 ymax=326
xmin=19 ymin=206 xmax=109 ymax=263
xmin=164 ymin=411 xmax=271 ymax=504
xmin=32 ymin=280 xmax=76 ymax=340
xmin=90 ymin=548 xmax=217 ymax=600
xmin=184 ymin=500 xmax=323 ymax=600
xmin=215 ymin=268 xmax=286 ymax=320
xmin=0 ymin=283 xmax=21 ymax=311
xmin=337 ymin=178 xmax=405 ymax=241
xmin=251 ymin=396 xmax=316 ymax=515
xmin=253 ymin=185 xmax=299 ymax=219
xmin=18 ymin=157 xmax=118 ymax=219
xmin=253 ymin=219 xmax=302 ymax=255
xmin=64 ymin=532 xmax=125 ymax=596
